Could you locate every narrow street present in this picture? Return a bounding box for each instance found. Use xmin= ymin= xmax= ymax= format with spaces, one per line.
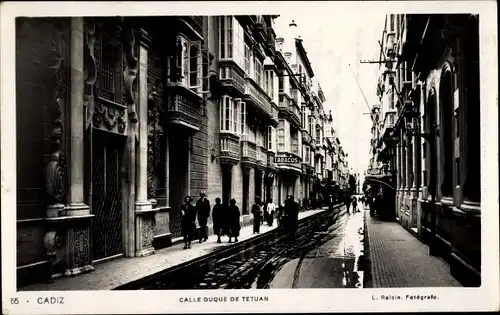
xmin=268 ymin=207 xmax=364 ymax=288
xmin=140 ymin=203 xmax=369 ymax=290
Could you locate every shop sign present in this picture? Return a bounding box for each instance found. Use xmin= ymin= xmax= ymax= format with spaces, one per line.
xmin=366 ymin=168 xmax=381 ymax=176
xmin=275 ymin=156 xmax=300 ymax=164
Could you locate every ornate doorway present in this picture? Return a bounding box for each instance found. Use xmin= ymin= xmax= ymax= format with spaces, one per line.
xmin=91 ymin=131 xmax=124 ymax=261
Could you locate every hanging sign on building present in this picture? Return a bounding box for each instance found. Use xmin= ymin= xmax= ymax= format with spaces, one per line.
xmin=366 ymin=168 xmax=382 ymax=176
xmin=275 ymin=156 xmax=301 ymax=164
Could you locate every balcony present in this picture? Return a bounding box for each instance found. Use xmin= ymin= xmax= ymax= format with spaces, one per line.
xmin=219 ymin=61 xmax=246 ymax=96
xmin=267 ymin=151 xmax=277 ymax=170
xmin=179 ymin=16 xmax=203 ymax=37
xmin=275 ymin=151 xmax=302 ymax=173
xmin=244 ymin=78 xmax=278 ymax=126
xmin=302 ymin=129 xmax=313 ymax=145
xmin=256 ymin=146 xmax=268 ymax=170
xmin=219 ymin=132 xmax=241 ymax=165
xmin=166 ymin=84 xmax=203 ymax=132
xmin=241 ymin=140 xmax=257 ymax=169
xmin=315 ymin=146 xmax=325 ymax=158
xmin=253 ymin=16 xmax=269 ymax=43
xmin=278 ymin=93 xmax=301 ymax=128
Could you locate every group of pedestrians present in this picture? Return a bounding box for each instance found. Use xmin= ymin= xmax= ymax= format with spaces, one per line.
xmin=344 ymin=194 xmax=361 ymax=213
xmin=251 ymin=197 xmax=278 ymax=234
xmin=180 ymin=192 xmax=301 ymax=249
xmin=180 ymin=191 xmax=242 ymax=250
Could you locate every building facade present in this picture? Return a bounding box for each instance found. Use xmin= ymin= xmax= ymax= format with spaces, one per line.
xmin=16 ymin=15 xmax=349 ymax=287
xmin=375 ymin=14 xmax=481 ymax=287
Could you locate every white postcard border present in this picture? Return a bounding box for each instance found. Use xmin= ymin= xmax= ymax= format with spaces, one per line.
xmin=1 ymin=1 xmax=498 ymax=314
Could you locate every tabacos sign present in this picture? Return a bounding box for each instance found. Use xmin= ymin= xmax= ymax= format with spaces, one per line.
xmin=275 ymin=156 xmax=300 ymax=164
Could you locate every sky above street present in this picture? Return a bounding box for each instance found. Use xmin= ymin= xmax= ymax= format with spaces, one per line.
xmin=273 ymin=10 xmax=385 ymax=177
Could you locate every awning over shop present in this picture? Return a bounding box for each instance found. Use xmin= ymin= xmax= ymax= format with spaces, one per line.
xmin=364 ymin=174 xmax=396 ymax=191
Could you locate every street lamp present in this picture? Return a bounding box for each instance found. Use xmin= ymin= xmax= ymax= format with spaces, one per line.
xmin=402 ymin=99 xmax=440 ymax=256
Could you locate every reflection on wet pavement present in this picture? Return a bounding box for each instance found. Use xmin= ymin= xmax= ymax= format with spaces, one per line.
xmin=268 ymin=210 xmax=365 ymax=288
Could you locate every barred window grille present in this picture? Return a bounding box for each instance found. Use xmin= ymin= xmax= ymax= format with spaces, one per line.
xmin=100 ymin=36 xmax=117 ymax=101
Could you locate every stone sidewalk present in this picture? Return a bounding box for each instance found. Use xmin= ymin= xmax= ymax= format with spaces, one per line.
xmin=362 ymin=204 xmax=461 ymax=287
xmin=21 ymin=208 xmax=326 ymax=291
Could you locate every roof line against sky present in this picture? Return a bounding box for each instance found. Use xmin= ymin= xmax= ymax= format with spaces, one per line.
xmin=295 ymin=38 xmax=315 ymax=78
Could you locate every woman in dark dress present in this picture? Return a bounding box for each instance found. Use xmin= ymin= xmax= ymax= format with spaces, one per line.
xmin=227 ymin=199 xmax=241 ymax=243
xmin=212 ymin=197 xmax=225 ymax=244
xmin=180 ymin=196 xmax=197 ymax=249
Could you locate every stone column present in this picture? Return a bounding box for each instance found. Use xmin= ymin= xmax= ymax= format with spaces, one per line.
xmin=65 ymin=17 xmax=90 ymax=217
xmin=45 ymin=17 xmax=94 ymax=280
xmin=461 ymin=34 xmax=481 ymax=213
xmin=405 ymin=139 xmax=411 ymax=221
xmin=134 ymin=29 xmax=157 ymax=257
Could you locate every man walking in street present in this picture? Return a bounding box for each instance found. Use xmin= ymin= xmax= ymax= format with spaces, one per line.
xmin=196 ymin=191 xmax=211 ymax=243
xmin=285 ymin=195 xmax=300 ymax=235
xmin=345 ymin=193 xmax=351 ymax=213
xmin=251 ymin=196 xmax=263 ymax=234
xmin=265 ymin=198 xmax=276 ymax=227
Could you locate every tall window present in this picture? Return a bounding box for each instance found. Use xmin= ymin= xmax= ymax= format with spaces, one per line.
xmin=279 ymin=75 xmax=284 ymax=92
xmin=405 ymin=61 xmax=412 ymax=82
xmin=265 ymin=70 xmax=274 ymax=97
xmin=244 ymin=43 xmax=251 ymax=74
xmin=100 ymin=35 xmax=118 ymax=102
xmin=277 ymin=126 xmax=285 ymax=151
xmin=220 ymin=96 xmax=244 ymax=133
xmin=390 ymin=14 xmax=395 ymax=32
xmin=267 ymin=126 xmax=273 ymax=150
xmin=301 ymin=106 xmax=307 ymax=129
xmin=168 ymin=36 xmax=203 ymax=93
xmin=291 ymin=134 xmax=298 ymax=155
xmin=219 ymin=16 xmax=244 ymax=69
xmin=316 ymin=127 xmax=321 ymax=143
xmin=233 ymin=98 xmax=239 ymax=132
xmin=309 ymin=117 xmax=314 ymax=135
xmin=189 ymin=42 xmax=201 ymax=89
xmin=254 ymin=57 xmax=263 ymax=86
xmin=305 ymin=146 xmax=310 ymax=163
xmin=240 ymin=101 xmax=246 ymax=134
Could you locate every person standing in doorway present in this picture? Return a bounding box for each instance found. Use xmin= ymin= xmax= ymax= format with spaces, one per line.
xmin=227 ymin=199 xmax=241 ymax=243
xmin=212 ymin=197 xmax=225 ymax=244
xmin=251 ymin=196 xmax=263 ymax=234
xmin=265 ymin=198 xmax=276 ymax=226
xmin=196 ymin=191 xmax=211 ymax=243
xmin=180 ymin=196 xmax=197 ymax=249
